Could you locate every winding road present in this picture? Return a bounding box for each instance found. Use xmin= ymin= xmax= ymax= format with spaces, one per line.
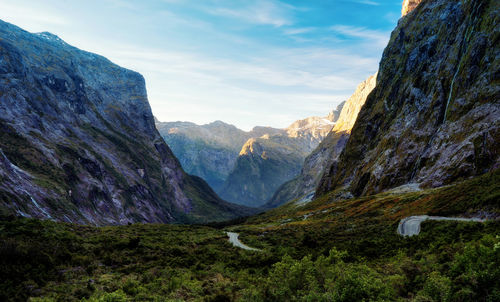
xmin=398 ymin=215 xmax=485 ymax=236
xmin=226 ymin=232 xmax=261 ymax=251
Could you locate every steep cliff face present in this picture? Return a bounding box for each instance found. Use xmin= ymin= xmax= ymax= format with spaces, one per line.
xmin=0 ymin=20 xmax=251 ymax=224
xmin=157 ymin=105 xmax=344 ymax=205
xmin=266 ymin=75 xmax=376 ymax=208
xmin=219 ymin=136 xmax=306 ymax=207
xmin=317 ymin=0 xmax=500 ymax=197
xmin=156 ymin=121 xmax=251 ymax=192
xmin=220 ymin=107 xmax=344 ymax=207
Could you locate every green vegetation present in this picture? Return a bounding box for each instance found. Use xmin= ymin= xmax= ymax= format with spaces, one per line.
xmin=1 ymin=170 xmax=499 ymax=301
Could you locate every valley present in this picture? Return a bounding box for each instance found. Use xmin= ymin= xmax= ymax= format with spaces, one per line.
xmin=0 ymin=0 xmax=499 ymax=300
xmin=157 ymin=104 xmax=344 ymax=207
xmin=1 ymin=169 xmax=498 ymax=301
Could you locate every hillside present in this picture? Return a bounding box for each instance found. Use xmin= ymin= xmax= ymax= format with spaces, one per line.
xmin=156 ymin=120 xmax=284 ymax=192
xmin=317 ymin=0 xmax=500 ymax=197
xmin=267 ymin=75 xmax=376 ymax=208
xmin=2 ymin=167 xmax=498 ymax=301
xmin=0 ymin=20 xmax=252 ymax=225
xmin=219 ymin=106 xmax=344 ymax=207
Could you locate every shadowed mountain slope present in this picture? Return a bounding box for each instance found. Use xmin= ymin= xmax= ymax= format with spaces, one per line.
xmin=0 ymin=20 xmax=253 ymax=225
xmin=317 ymin=0 xmax=500 ymax=197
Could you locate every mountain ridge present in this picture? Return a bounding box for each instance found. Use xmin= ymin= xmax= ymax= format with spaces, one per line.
xmin=218 ymin=105 xmax=345 ymax=207
xmin=157 ymin=103 xmax=344 ymax=203
xmin=266 ymin=74 xmax=376 ymax=208
xmin=0 ymin=19 xmax=252 ymax=225
xmin=316 ymin=0 xmax=500 ymax=198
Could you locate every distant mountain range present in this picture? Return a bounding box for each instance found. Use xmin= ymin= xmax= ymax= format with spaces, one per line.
xmin=266 ymin=74 xmax=376 ymax=208
xmin=157 ymin=103 xmax=344 ymax=207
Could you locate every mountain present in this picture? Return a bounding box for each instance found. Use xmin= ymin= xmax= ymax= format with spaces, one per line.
xmin=219 ymin=106 xmax=344 ymax=207
xmin=316 ymin=0 xmax=500 ymax=197
xmin=266 ymin=75 xmax=376 ymax=208
xmin=156 ymin=120 xmax=284 ymax=192
xmin=157 ymin=104 xmax=344 ymax=203
xmin=402 ymin=0 xmax=421 ymax=16
xmin=2 ymin=1 xmax=500 ymax=301
xmin=0 ymin=20 xmax=252 ymax=225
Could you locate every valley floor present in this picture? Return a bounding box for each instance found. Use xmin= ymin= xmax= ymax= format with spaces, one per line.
xmin=1 ymin=170 xmax=499 ymax=301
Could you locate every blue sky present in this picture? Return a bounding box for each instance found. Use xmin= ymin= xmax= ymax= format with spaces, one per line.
xmin=0 ymin=0 xmax=402 ymax=130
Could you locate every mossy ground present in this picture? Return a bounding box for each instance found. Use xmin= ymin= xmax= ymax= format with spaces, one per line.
xmin=1 ymin=170 xmax=499 ymax=301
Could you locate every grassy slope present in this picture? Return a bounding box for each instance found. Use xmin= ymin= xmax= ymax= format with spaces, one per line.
xmin=0 ymin=170 xmax=499 ymax=301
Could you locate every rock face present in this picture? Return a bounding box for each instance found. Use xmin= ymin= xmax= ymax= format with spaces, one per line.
xmin=402 ymin=0 xmax=422 ymax=16
xmin=266 ymin=75 xmax=376 ymax=208
xmin=156 ymin=120 xmax=285 ymax=193
xmin=316 ymin=0 xmax=500 ymax=198
xmin=220 ymin=106 xmax=344 ymax=207
xmin=157 ymin=104 xmax=344 ymax=207
xmin=0 ymin=20 xmax=252 ymax=225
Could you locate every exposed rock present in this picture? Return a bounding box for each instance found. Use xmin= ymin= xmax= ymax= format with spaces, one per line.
xmin=156 ymin=120 xmax=260 ymax=192
xmin=316 ymin=0 xmax=500 ymax=198
xmin=219 ymin=136 xmax=305 ymax=207
xmin=0 ymin=20 xmax=252 ymax=224
xmin=157 ymin=104 xmax=344 ymax=207
xmin=219 ymin=106 xmax=344 ymax=207
xmin=402 ymin=0 xmax=423 ymax=16
xmin=266 ymin=75 xmax=376 ymax=208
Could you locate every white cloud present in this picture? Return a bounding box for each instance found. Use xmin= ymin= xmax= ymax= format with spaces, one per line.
xmin=207 ymin=0 xmax=294 ymax=27
xmin=283 ymin=27 xmax=315 ymax=35
xmin=351 ymin=0 xmax=380 ymax=6
xmin=0 ymin=0 xmax=386 ymax=130
xmin=330 ymin=25 xmax=390 ymax=48
xmin=96 ymin=43 xmax=374 ymax=130
xmin=0 ymin=1 xmax=69 ymax=30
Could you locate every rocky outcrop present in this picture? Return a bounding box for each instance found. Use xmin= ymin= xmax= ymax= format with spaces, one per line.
xmin=266 ymin=75 xmax=376 ymax=208
xmin=0 ymin=20 xmax=252 ymax=225
xmin=219 ymin=107 xmax=344 ymax=207
xmin=316 ymin=0 xmax=500 ymax=198
xmin=402 ymin=0 xmax=422 ymax=16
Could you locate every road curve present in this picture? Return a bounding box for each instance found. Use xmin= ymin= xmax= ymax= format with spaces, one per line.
xmin=398 ymin=215 xmax=485 ymax=236
xmin=226 ymin=232 xmax=261 ymax=251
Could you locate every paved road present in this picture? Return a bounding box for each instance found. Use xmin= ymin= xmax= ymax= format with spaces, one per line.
xmin=398 ymin=215 xmax=485 ymax=236
xmin=226 ymin=232 xmax=261 ymax=251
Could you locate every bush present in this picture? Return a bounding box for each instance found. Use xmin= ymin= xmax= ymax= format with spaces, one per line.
xmin=264 ymin=248 xmax=394 ymax=301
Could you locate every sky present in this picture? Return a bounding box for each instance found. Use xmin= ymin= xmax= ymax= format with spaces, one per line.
xmin=0 ymin=0 xmax=402 ymax=130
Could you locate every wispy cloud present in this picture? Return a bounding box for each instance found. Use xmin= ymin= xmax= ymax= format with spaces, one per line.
xmin=0 ymin=0 xmax=399 ymax=130
xmin=207 ymin=0 xmax=294 ymax=27
xmin=351 ymin=0 xmax=380 ymax=5
xmin=99 ymin=43 xmax=373 ymax=129
xmin=283 ymin=27 xmax=315 ymax=35
xmin=330 ymin=25 xmax=390 ymax=48
xmin=0 ymin=2 xmax=69 ymax=28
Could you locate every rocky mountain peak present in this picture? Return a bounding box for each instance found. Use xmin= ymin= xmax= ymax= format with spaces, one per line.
xmin=402 ymin=0 xmax=422 ymax=16
xmin=239 ymin=138 xmax=262 ymax=156
xmin=326 ymin=101 xmax=346 ymax=122
xmin=332 ymin=74 xmax=377 ymax=134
